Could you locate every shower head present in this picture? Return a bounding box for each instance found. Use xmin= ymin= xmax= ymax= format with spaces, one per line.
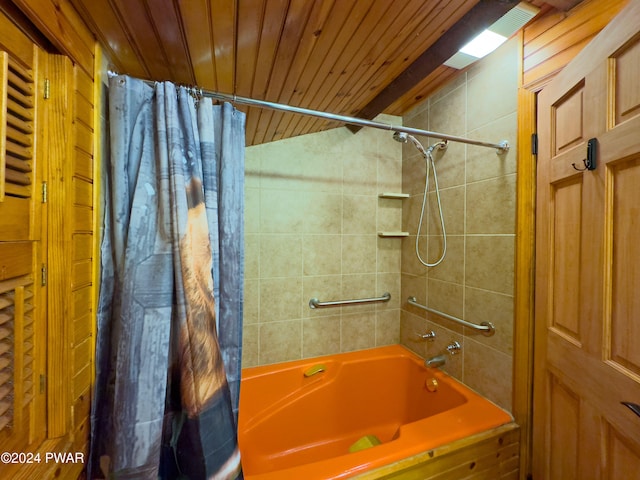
xmin=394 ymin=131 xmax=428 ymax=157
xmin=394 ymin=132 xmax=448 ymax=159
xmin=392 ymin=131 xmax=409 ymax=143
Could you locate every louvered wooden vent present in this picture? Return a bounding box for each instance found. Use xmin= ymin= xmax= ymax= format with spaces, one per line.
xmin=0 ymin=276 xmax=34 ymax=433
xmin=1 ymin=51 xmax=34 ymax=201
xmin=0 ymin=283 xmax=15 ymax=431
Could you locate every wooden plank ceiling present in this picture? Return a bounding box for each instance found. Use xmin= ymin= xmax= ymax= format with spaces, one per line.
xmin=69 ymin=0 xmax=551 ymax=146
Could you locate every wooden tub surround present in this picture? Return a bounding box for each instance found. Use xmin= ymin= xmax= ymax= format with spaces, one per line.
xmin=238 ymin=345 xmax=515 ymax=479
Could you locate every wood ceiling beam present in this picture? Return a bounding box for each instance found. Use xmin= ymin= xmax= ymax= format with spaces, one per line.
xmin=544 ymin=0 xmax=583 ymax=10
xmin=347 ymin=0 xmax=520 ymax=131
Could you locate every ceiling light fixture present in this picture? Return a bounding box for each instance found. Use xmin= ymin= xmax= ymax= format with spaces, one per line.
xmin=444 ymin=1 xmax=540 ymax=69
xmin=460 ymin=30 xmax=508 ymax=58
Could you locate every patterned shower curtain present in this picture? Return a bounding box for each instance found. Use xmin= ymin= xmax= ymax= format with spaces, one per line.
xmin=90 ymin=75 xmax=244 ymax=479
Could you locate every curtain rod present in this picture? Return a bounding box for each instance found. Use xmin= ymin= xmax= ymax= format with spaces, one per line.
xmin=134 ymin=77 xmax=509 ymax=153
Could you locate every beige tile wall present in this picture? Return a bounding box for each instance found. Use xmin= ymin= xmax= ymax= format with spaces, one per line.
xmin=242 ymin=38 xmax=517 ymax=413
xmin=243 ymin=114 xmax=403 ymax=367
xmin=400 ymin=37 xmax=518 ymax=412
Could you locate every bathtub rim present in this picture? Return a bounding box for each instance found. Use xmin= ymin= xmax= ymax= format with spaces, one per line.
xmin=239 ymin=344 xmax=512 ymax=416
xmin=238 ymin=344 xmax=515 ymax=479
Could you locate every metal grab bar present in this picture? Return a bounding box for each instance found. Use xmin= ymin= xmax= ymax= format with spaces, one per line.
xmin=309 ymin=292 xmax=391 ymax=309
xmin=407 ymin=296 xmax=495 ymax=337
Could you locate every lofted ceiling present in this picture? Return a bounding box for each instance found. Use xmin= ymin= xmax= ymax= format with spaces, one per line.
xmin=67 ymin=0 xmax=570 ymax=146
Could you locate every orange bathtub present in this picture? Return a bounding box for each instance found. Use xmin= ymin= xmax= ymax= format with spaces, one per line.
xmin=238 ymin=345 xmax=512 ymax=479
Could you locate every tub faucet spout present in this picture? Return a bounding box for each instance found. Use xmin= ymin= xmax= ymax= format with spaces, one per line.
xmin=425 ymin=354 xmax=446 ymax=368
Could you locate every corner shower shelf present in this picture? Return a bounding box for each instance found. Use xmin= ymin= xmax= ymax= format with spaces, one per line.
xmin=377 ymin=231 xmax=409 ymax=237
xmin=378 ymin=192 xmax=409 ymax=199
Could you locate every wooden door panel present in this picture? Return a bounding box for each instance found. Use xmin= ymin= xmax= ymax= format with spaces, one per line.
xmin=613 ymin=33 xmax=640 ymax=126
xmin=0 ymin=196 xmax=30 ymax=240
xmin=550 ymin=152 xmax=588 ymax=182
xmin=0 ymin=242 xmax=31 ymax=280
xmin=550 ymin=178 xmax=583 ymax=345
xmin=606 ymin=422 xmax=640 ymax=480
xmin=547 ymin=333 xmax=640 ymax=422
xmin=547 ymin=373 xmax=579 ymax=479
xmin=608 ymin=156 xmax=640 ymax=377
xmin=552 ymin=80 xmax=586 ymax=155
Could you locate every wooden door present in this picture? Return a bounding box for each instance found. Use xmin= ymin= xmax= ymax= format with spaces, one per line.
xmin=0 ymin=11 xmax=47 ymax=460
xmin=533 ymin=0 xmax=640 ymax=478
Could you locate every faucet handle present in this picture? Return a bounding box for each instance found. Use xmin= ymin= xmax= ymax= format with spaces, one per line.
xmin=446 ymin=340 xmax=461 ymax=355
xmin=415 ymin=330 xmax=436 ymax=341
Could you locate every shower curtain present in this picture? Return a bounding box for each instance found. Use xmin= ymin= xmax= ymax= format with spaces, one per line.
xmin=90 ymin=75 xmax=244 ymax=479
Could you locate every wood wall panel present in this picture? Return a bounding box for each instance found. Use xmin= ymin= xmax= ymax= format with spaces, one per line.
xmin=70 ymin=39 xmax=95 ymax=480
xmin=75 ymin=94 xmax=93 ymax=128
xmin=76 ymin=122 xmax=93 ymax=155
xmin=72 ymin=260 xmax=92 ymax=289
xmin=523 ymin=0 xmax=630 ymax=87
xmin=74 ymin=149 xmax=93 ymax=180
xmin=73 ymin=337 xmax=91 ymax=375
xmin=72 ymin=285 xmax=92 ymax=318
xmin=73 ymin=178 xmax=92 ymax=207
xmin=72 ymin=233 xmax=92 ymax=261
xmin=74 ymin=313 xmax=92 ymax=344
xmin=75 ymin=67 xmax=93 ymax=98
xmin=73 ymin=206 xmax=93 ymax=232
xmin=11 ymin=0 xmax=94 ymax=75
